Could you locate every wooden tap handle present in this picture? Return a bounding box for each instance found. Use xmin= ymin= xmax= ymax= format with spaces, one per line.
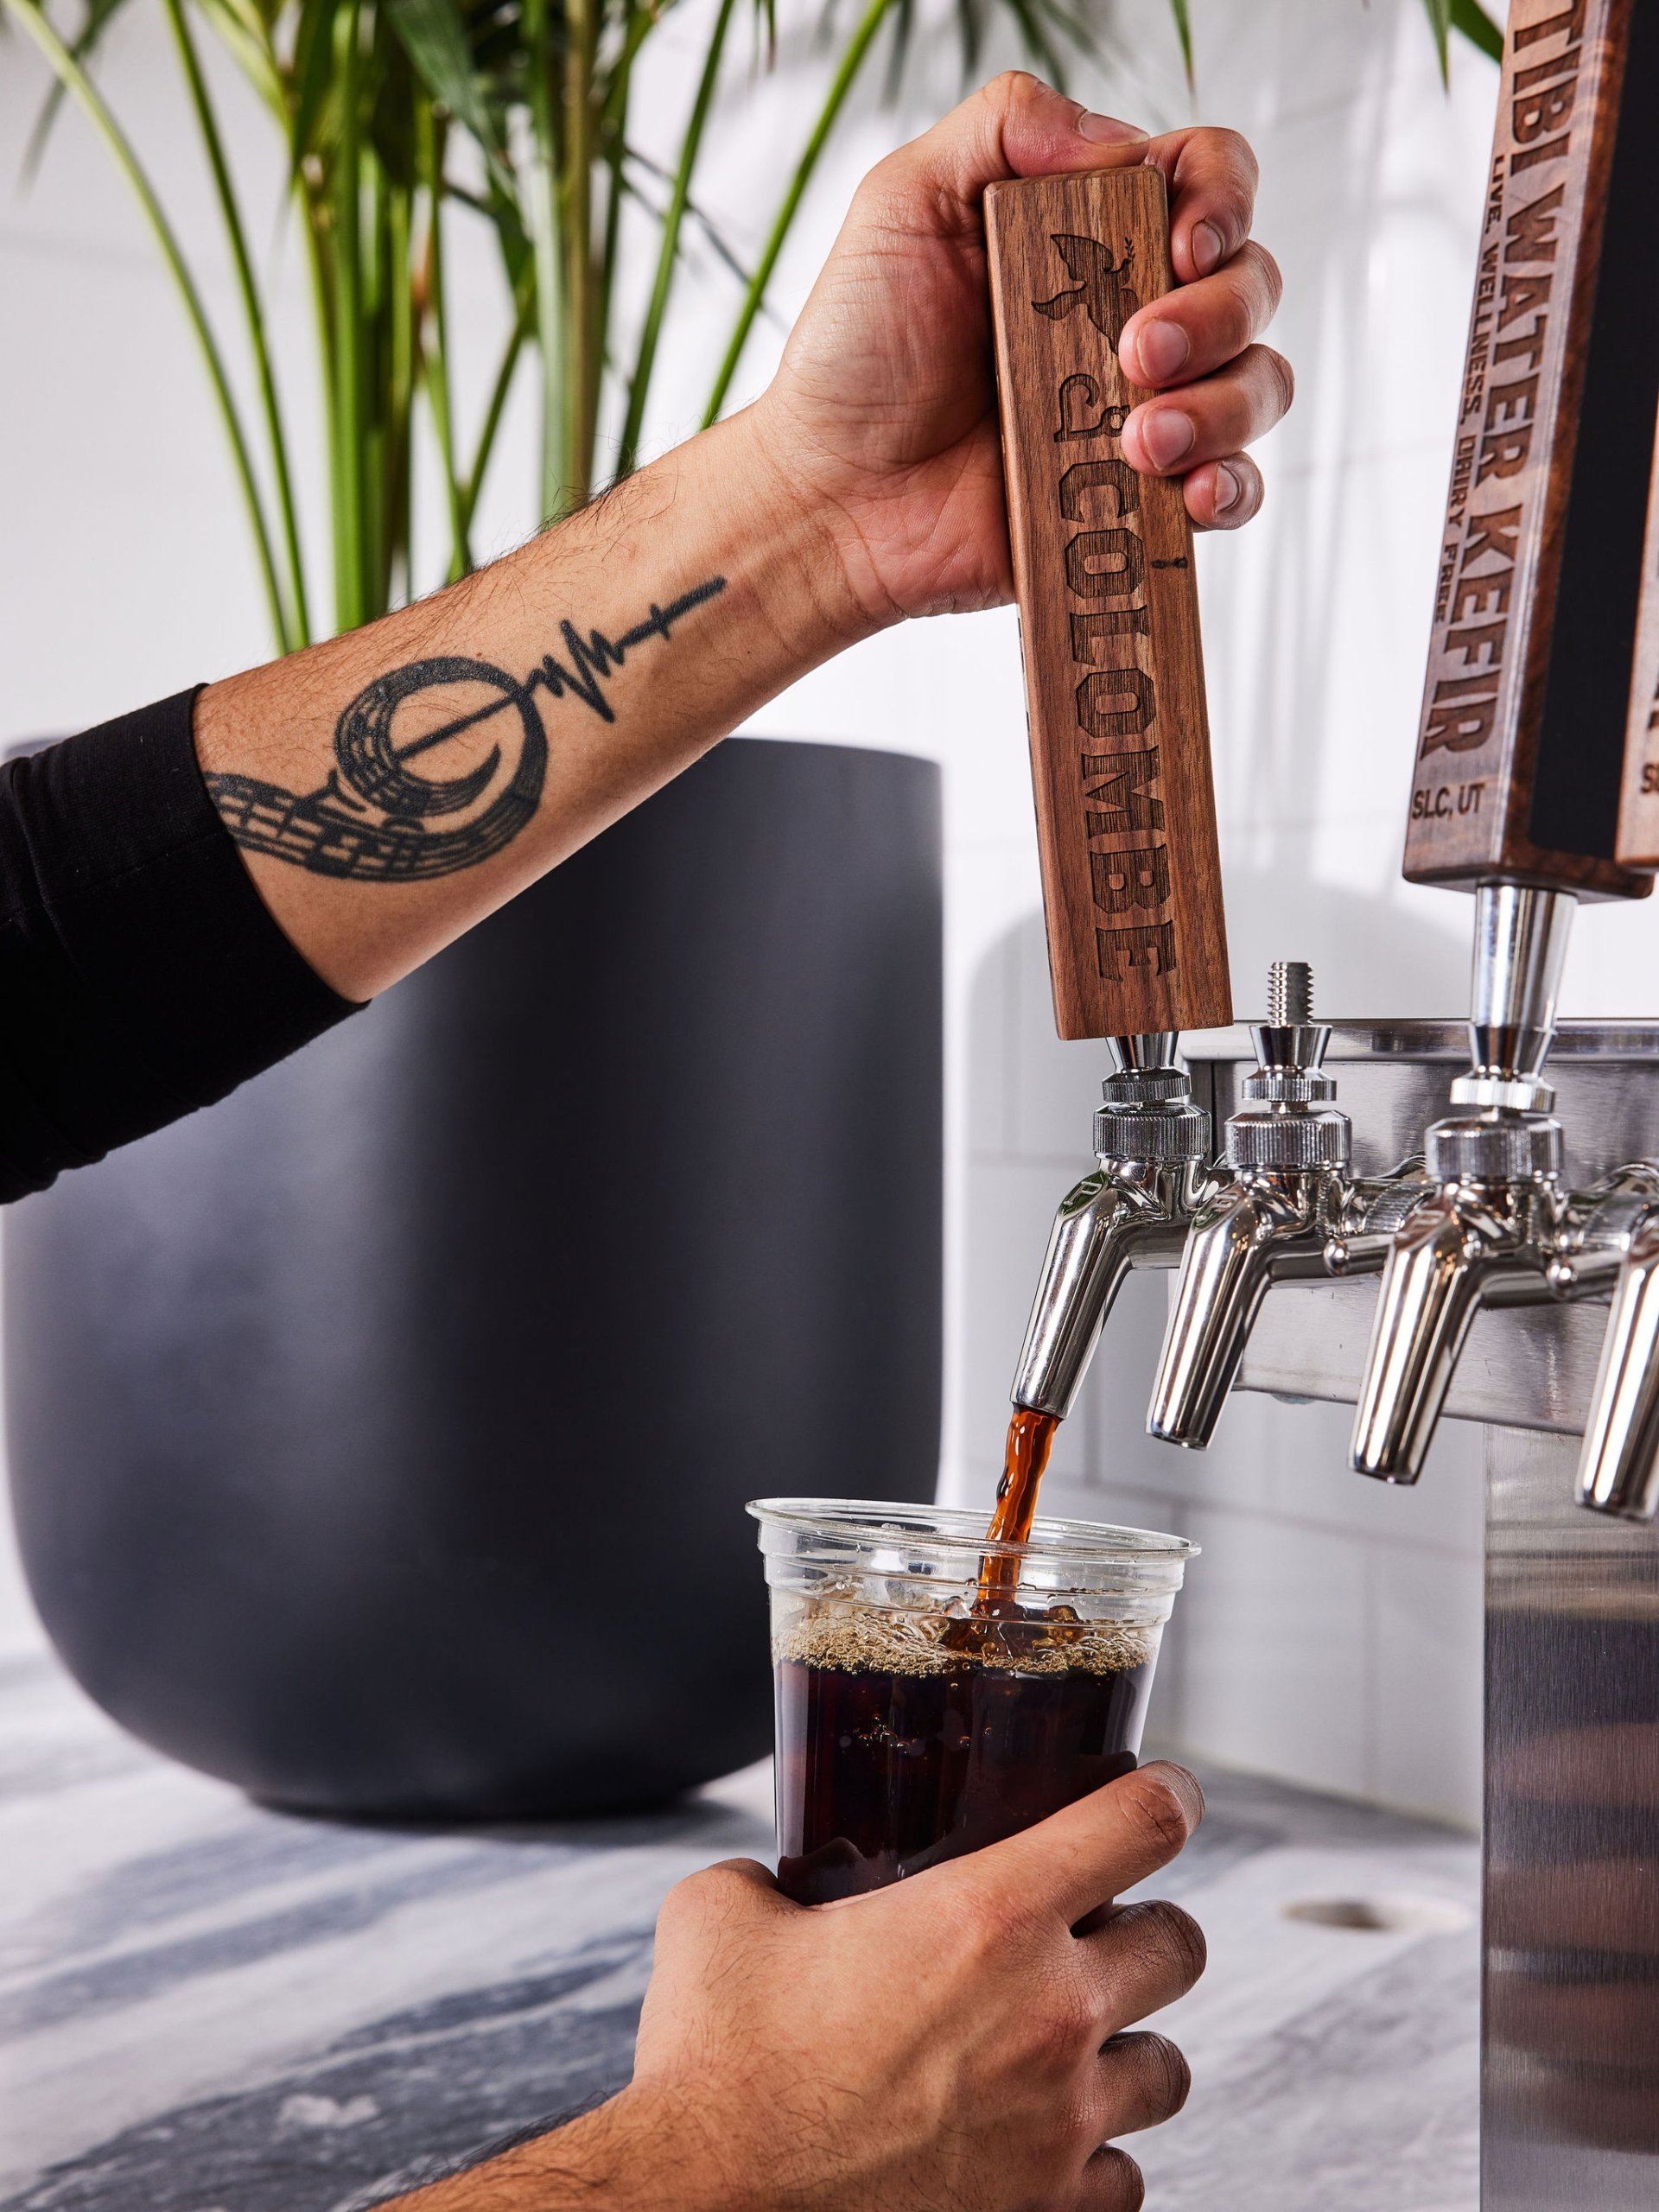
xmin=1618 ymin=408 xmax=1659 ymax=866
xmin=1405 ymin=0 xmax=1657 ymax=901
xmin=986 ymin=168 xmax=1231 ymax=1041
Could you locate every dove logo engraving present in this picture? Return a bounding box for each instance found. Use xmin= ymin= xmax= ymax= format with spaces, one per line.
xmin=1033 ymin=234 xmax=1141 ymax=351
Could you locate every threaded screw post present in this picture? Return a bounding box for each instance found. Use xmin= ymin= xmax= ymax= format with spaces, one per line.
xmin=1268 ymin=960 xmax=1313 ymax=1026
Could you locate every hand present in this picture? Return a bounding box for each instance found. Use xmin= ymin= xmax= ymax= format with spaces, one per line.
xmin=626 ymin=1760 xmax=1204 ymax=2211
xmin=393 ymin=1761 xmax=1205 ymax=2211
xmin=751 ymin=71 xmax=1290 ymax=627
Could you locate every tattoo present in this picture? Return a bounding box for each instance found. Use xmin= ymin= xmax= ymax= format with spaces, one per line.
xmin=206 ymin=576 xmax=728 ymax=881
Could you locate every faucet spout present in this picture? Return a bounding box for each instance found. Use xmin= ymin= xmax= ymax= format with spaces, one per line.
xmin=1350 ymin=1179 xmax=1539 ymax=1483
xmin=1008 ymin=1044 xmax=1213 ymax=1421
xmin=1577 ymin=1211 xmax=1659 ymax=1521
xmin=1147 ymin=1178 xmax=1309 ymax=1447
xmin=1012 ymin=1168 xmax=1190 ymax=1418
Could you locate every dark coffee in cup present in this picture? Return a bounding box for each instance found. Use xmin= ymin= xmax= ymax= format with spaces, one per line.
xmin=773 ymin=1600 xmax=1154 ymax=1904
xmin=750 ymin=1500 xmax=1195 ymax=1907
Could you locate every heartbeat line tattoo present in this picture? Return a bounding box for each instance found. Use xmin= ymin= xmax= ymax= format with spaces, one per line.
xmin=205 ymin=576 xmax=728 ymax=883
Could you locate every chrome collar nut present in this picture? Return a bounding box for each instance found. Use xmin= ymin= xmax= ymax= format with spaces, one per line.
xmin=1424 ymin=1115 xmax=1563 ymax=1185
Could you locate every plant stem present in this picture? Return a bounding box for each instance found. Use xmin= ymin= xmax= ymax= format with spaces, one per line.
xmin=3 ymin=0 xmax=291 ymax=652
xmin=702 ymin=0 xmax=893 ymax=427
xmin=562 ymin=0 xmax=597 ymax=504
xmin=618 ymin=0 xmax=737 ymax=476
xmin=386 ymin=172 xmax=414 ymax=606
xmin=418 ymin=107 xmax=469 ymax=582
xmin=522 ymin=0 xmax=563 ymax=523
xmin=596 ymin=9 xmax=639 ymax=404
xmin=333 ymin=0 xmax=366 ymax=632
xmin=362 ymin=139 xmax=388 ymax=613
xmin=162 ymin=0 xmax=310 ymax=646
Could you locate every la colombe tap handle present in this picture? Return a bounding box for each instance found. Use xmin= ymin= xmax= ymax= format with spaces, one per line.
xmin=1353 ymin=0 xmax=1659 ymax=1486
xmin=984 ymin=168 xmax=1231 ymax=1042
xmin=984 ymin=169 xmax=1232 ymax=1422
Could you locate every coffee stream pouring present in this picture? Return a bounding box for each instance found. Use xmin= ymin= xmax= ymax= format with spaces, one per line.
xmin=1348 ymin=0 xmax=1659 ymax=1494
xmin=982 ymin=168 xmax=1233 ymax=1514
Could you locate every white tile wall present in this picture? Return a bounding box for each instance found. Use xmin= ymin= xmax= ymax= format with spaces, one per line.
xmin=0 ymin=1 xmax=1531 ymax=1826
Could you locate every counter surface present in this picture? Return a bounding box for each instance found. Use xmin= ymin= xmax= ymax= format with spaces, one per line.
xmin=1 ymin=1651 xmax=1478 ymax=2210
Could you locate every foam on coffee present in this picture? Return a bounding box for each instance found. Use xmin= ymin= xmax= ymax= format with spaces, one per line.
xmin=773 ymin=1586 xmax=1154 ymax=1678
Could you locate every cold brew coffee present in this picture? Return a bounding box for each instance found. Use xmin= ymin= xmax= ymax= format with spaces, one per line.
xmin=751 ymin=1500 xmax=1194 ymax=1908
xmin=773 ymin=1595 xmax=1154 ymax=1904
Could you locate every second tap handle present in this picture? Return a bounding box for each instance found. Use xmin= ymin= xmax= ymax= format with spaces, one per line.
xmin=986 ymin=168 xmax=1232 ymax=1041
xmin=1404 ymin=0 xmax=1658 ymax=903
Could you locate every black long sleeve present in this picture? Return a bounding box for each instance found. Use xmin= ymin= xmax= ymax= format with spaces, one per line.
xmin=0 ymin=690 xmax=359 ymax=1202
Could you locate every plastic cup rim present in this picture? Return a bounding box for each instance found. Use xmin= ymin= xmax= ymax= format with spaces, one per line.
xmin=746 ymin=1496 xmax=1199 ymax=1566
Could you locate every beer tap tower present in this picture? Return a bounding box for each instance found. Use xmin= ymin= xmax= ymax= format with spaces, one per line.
xmin=1135 ymin=6 xmax=1659 ymax=2200
xmin=983 ymin=168 xmax=1232 ymax=1427
xmin=1349 ymin=0 xmax=1659 ymax=1482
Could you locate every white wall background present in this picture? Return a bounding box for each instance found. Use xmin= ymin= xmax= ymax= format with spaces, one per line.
xmin=7 ymin=0 xmax=1650 ymax=1827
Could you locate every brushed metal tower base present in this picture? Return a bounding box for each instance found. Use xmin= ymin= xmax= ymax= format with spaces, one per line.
xmin=1183 ymin=1023 xmax=1659 ymax=2205
xmin=1483 ymin=1426 xmax=1659 ymax=2206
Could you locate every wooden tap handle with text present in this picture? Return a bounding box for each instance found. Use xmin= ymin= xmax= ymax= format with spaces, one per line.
xmin=1407 ymin=0 xmax=1656 ymax=901
xmin=986 ymin=168 xmax=1231 ymax=1041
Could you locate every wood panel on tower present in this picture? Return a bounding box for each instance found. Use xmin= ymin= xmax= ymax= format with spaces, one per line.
xmin=986 ymin=168 xmax=1231 ymax=1041
xmin=1406 ymin=0 xmax=1656 ymax=901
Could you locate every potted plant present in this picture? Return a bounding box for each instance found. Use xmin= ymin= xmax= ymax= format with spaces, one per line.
xmin=5 ymin=0 xmax=1500 ymax=648
xmin=0 ymin=0 xmax=1500 ymax=1818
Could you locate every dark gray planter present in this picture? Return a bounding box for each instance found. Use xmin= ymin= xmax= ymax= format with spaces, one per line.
xmin=5 ymin=738 xmax=942 ymax=1818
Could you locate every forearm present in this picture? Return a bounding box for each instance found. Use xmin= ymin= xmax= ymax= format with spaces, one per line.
xmin=385 ymin=2088 xmax=733 ymax=2212
xmin=195 ymin=412 xmax=867 ymax=1001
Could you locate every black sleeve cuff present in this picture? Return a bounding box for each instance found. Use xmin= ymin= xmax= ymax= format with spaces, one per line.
xmin=0 ymin=688 xmax=360 ymax=1201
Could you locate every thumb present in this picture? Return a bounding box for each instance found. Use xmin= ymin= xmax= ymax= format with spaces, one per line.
xmin=976 ymin=1762 xmax=1205 ymax=1925
xmin=868 ymin=71 xmax=1149 ymax=225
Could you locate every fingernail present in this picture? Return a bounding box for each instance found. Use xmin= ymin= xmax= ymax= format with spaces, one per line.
xmin=1138 ymin=409 xmax=1194 ymax=470
xmin=1077 ymin=111 xmax=1149 ymax=146
xmin=1213 ymin=461 xmax=1243 ymax=513
xmin=1192 ymin=219 xmax=1226 ymax=274
xmin=1132 ymin=317 xmax=1189 ymax=384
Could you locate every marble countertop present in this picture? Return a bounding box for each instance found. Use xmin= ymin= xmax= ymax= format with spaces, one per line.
xmin=1 ymin=1649 xmax=1480 ymax=2212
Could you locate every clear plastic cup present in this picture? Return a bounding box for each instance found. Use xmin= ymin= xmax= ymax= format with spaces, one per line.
xmin=749 ymin=1498 xmax=1198 ymax=1905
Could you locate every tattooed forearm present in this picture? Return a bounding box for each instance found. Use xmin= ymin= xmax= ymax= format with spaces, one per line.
xmin=205 ymin=577 xmax=728 ymax=882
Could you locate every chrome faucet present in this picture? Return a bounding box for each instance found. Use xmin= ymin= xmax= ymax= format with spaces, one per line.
xmin=1574 ymin=1197 xmax=1659 ymax=1521
xmin=1351 ymin=886 xmax=1659 ymax=1486
xmin=1009 ymin=1033 xmax=1217 ymax=1421
xmin=1147 ymin=962 xmax=1423 ymax=1449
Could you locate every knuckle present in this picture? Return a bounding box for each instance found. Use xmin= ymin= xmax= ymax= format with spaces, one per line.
xmin=988 ymin=67 xmax=1044 ymax=111
xmin=660 ymin=1863 xmax=755 ymax=1936
xmin=652 ymin=1872 xmax=711 ymax=1944
xmin=1249 ymin=242 xmax=1285 ymax=316
xmin=1119 ymin=1769 xmax=1193 ymax=1858
xmin=1211 ymin=124 xmax=1260 ymax=187
xmin=1257 ymin=343 xmax=1296 ymax=416
xmin=1039 ymin=1972 xmax=1103 ymax=2063
xmin=1222 ymin=289 xmax=1258 ymax=364
xmin=1138 ymin=2031 xmax=1192 ymax=2118
xmin=1144 ymin=1898 xmax=1208 ymax=1985
xmin=1090 ymin=2145 xmax=1147 ymax=2212
xmin=955 ymin=1872 xmax=1025 ymax=1959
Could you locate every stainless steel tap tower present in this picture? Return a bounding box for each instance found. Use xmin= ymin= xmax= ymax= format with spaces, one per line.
xmin=1166 ymin=6 xmax=1659 ymax=2202
xmin=991 ymin=3 xmax=1659 ymax=2202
